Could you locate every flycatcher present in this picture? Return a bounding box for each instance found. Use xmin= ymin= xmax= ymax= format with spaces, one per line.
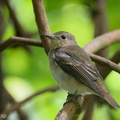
xmin=45 ymin=31 xmax=120 ymax=108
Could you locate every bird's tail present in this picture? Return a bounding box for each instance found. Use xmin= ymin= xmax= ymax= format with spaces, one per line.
xmin=104 ymin=93 xmax=120 ymax=108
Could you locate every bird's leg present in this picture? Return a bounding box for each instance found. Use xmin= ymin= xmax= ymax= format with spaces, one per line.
xmin=68 ymin=91 xmax=78 ymax=101
xmin=64 ymin=91 xmax=78 ymax=106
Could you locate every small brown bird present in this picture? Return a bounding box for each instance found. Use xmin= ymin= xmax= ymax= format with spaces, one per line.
xmin=45 ymin=31 xmax=120 ymax=108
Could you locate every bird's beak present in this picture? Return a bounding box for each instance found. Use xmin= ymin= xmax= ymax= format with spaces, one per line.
xmin=45 ymin=34 xmax=55 ymax=39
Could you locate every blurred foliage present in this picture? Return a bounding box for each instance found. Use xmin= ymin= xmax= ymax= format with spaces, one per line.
xmin=1 ymin=0 xmax=120 ymax=119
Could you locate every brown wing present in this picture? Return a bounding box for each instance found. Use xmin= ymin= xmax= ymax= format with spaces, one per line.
xmin=54 ymin=47 xmax=104 ymax=97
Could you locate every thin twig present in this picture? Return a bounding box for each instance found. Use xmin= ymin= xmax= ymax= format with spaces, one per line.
xmin=89 ymin=53 xmax=120 ymax=73
xmin=0 ymin=36 xmax=42 ymax=52
xmin=83 ymin=30 xmax=120 ymax=53
xmin=5 ymin=88 xmax=28 ymax=120
xmin=4 ymin=0 xmax=28 ymax=36
xmin=2 ymin=86 xmax=59 ymax=118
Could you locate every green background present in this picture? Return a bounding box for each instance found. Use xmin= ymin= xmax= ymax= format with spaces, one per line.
xmin=1 ymin=0 xmax=120 ymax=119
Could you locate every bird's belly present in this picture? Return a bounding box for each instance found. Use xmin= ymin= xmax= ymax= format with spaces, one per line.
xmin=50 ymin=61 xmax=95 ymax=95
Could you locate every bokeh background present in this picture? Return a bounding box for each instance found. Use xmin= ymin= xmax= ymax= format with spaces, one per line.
xmin=0 ymin=0 xmax=120 ymax=120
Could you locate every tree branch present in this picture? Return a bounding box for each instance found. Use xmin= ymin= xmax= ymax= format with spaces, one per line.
xmin=92 ymin=0 xmax=108 ymax=59
xmin=0 ymin=5 xmax=7 ymax=113
xmin=98 ymin=50 xmax=120 ymax=79
xmin=0 ymin=36 xmax=42 ymax=52
xmin=1 ymin=29 xmax=120 ymax=56
xmin=32 ymin=0 xmax=51 ymax=54
xmin=92 ymin=0 xmax=107 ymax=37
xmin=4 ymin=0 xmax=28 ymax=37
xmin=82 ymin=96 xmax=95 ymax=120
xmin=2 ymin=86 xmax=59 ymax=118
xmin=89 ymin=53 xmax=120 ymax=73
xmin=83 ymin=30 xmax=120 ymax=53
xmin=5 ymin=88 xmax=28 ymax=120
xmin=1 ymin=36 xmax=119 ymax=74
xmin=1 ymin=29 xmax=120 ymax=55
xmin=55 ymin=95 xmax=84 ymax=120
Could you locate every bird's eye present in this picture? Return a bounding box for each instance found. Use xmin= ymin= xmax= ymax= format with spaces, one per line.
xmin=61 ymin=35 xmax=66 ymax=39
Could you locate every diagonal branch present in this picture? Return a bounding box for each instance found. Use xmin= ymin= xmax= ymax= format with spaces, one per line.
xmin=2 ymin=86 xmax=59 ymax=118
xmin=99 ymin=50 xmax=120 ymax=79
xmin=4 ymin=0 xmax=28 ymax=36
xmin=89 ymin=53 xmax=120 ymax=73
xmin=83 ymin=30 xmax=120 ymax=53
xmin=5 ymin=88 xmax=28 ymax=120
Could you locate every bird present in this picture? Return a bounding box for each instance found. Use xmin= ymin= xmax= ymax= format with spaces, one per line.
xmin=45 ymin=31 xmax=120 ymax=108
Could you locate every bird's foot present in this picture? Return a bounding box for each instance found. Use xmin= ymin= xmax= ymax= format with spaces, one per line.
xmin=64 ymin=91 xmax=79 ymax=106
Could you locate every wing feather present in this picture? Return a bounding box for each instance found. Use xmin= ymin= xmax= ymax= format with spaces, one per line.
xmin=54 ymin=48 xmax=104 ymax=97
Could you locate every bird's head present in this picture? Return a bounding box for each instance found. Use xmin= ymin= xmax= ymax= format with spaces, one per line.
xmin=45 ymin=31 xmax=77 ymax=49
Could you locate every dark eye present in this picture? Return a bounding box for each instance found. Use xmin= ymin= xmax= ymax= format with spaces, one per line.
xmin=61 ymin=35 xmax=66 ymax=39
